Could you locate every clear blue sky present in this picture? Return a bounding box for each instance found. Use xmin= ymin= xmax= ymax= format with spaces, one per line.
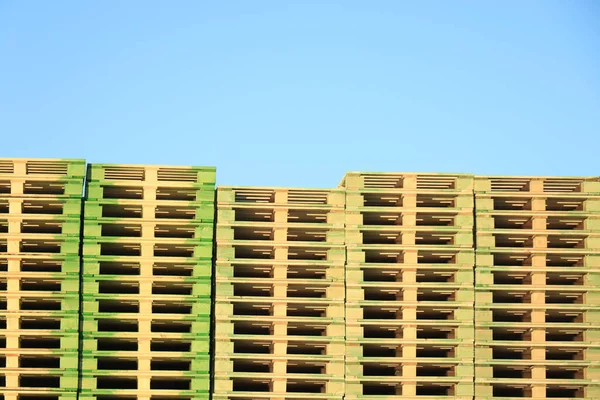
xmin=1 ymin=1 xmax=598 ymax=187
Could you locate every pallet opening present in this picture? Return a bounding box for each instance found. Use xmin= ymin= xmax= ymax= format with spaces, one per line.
xmin=417 ymin=308 xmax=454 ymax=320
xmin=493 ymin=310 xmax=531 ymax=322
xmin=234 ymin=245 xmax=273 ymax=259
xmin=286 ymin=380 xmax=326 ymax=393
xmin=418 ymin=326 xmax=455 ymax=339
xmin=364 ymin=325 xmax=402 ymax=338
xmin=233 ymin=227 xmax=273 ymax=241
xmin=490 ymin=179 xmax=530 ymax=192
xmin=492 ymin=384 xmax=531 ymax=397
xmin=23 ymin=181 xmax=66 ymax=195
xmin=155 ymin=224 xmax=196 ymax=238
xmin=493 ymin=290 xmax=531 ymax=304
xmin=417 ymin=383 xmax=454 ymax=396
xmin=546 ymin=310 xmax=584 ymax=323
xmin=18 ymin=395 xmax=60 ymax=400
xmin=288 ymin=190 xmax=330 ymax=205
xmin=546 ymin=198 xmax=585 ymax=211
xmin=233 ymin=359 xmax=271 ymax=373
xmin=232 ymin=378 xmax=271 ymax=392
xmin=151 ymin=358 xmax=192 ymax=371
xmin=97 ymin=357 xmax=137 ymax=370
xmin=103 ymin=167 xmax=145 ymax=181
xmin=100 ymin=243 xmax=140 ymax=256
xmin=233 ymin=321 xmax=272 ymax=335
xmin=233 ymin=340 xmax=272 ymax=354
xmin=288 ymin=247 xmax=328 ymax=261
xmin=363 ymin=344 xmax=401 ymax=357
xmin=547 ymin=216 xmax=586 ymax=230
xmin=287 ymin=228 xmax=328 ymax=243
xmin=492 ymin=347 xmax=530 ymax=360
xmin=21 ymin=240 xmax=62 ymax=254
xmin=365 ymin=250 xmax=403 ymax=264
xmin=19 ymin=355 xmax=60 ymax=368
xmin=288 ymin=209 xmax=328 ymax=224
xmin=155 ymin=205 xmax=196 ymax=220
xmin=153 ymin=262 xmax=193 ymax=276
xmin=287 ymin=304 xmax=326 ymax=317
xmin=288 ymin=323 xmax=327 ymax=336
xmin=99 ymin=280 xmax=139 ymax=294
xmin=544 ymin=179 xmax=583 ymax=193
xmin=493 ymin=253 xmax=532 ymax=266
xmin=417 ymin=345 xmax=454 ymax=358
xmin=417 ymin=365 xmax=455 ymax=376
xmin=364 ymin=193 xmax=403 ymax=207
xmin=548 ymin=235 xmax=586 ymax=249
xmin=96 ymin=376 xmax=137 ymax=389
xmin=287 ymin=361 xmax=325 ymax=374
xmin=288 ymin=265 xmax=327 ymax=280
xmin=152 ymin=301 xmax=192 ymax=314
xmin=546 ymin=254 xmax=585 ymax=267
xmin=0 ymin=181 xmax=9 ymax=194
xmin=547 ymin=272 xmax=585 ymax=286
xmin=157 ymin=168 xmax=200 ymax=183
xmin=546 ymin=348 xmax=584 ymax=360
xmin=95 ymin=396 xmax=137 ymax=400
xmin=418 ymin=251 xmax=456 ymax=264
xmin=546 ymin=366 xmax=584 ymax=379
xmin=233 ymin=189 xmax=275 ymax=204
xmin=363 ymin=362 xmax=399 ymax=376
xmin=21 ymin=220 xmax=63 ymax=234
xmin=151 ymin=320 xmax=192 ymax=333
xmin=416 ymin=231 xmax=455 ymax=245
xmin=233 ymin=283 xmax=272 ymax=297
xmin=494 ymin=215 xmax=533 ymax=229
xmin=364 ymin=288 xmax=402 ymax=301
xmin=233 ymin=303 xmax=271 ymax=316
xmin=156 ymin=187 xmax=198 ymax=201
xmin=492 ymin=327 xmax=530 ymax=341
xmin=154 ymin=243 xmax=195 ymax=258
xmin=493 ymin=197 xmax=532 ymax=211
xmin=418 ymin=289 xmax=456 ymax=302
xmin=151 ymin=339 xmax=191 ymax=352
xmin=101 ymin=204 xmax=142 ymax=218
xmin=98 ymin=319 xmax=138 ymax=332
xmin=287 ymin=341 xmax=326 ymax=355
xmin=546 ymin=385 xmax=584 ymax=398
xmin=234 ymin=208 xmax=273 ymax=222
xmin=362 ymin=230 xmax=402 ymax=245
xmin=287 ymin=285 xmax=327 ymax=299
xmin=19 ymin=375 xmax=60 ymax=388
xmin=546 ymin=329 xmax=584 ymax=342
xmin=362 ymin=382 xmax=400 ymax=395
xmin=19 ymin=336 xmax=60 ymax=349
xmin=22 ymin=200 xmax=64 ymax=215
xmin=152 ymin=282 xmax=193 ymax=295
xmin=417 ymin=213 xmax=455 ymax=227
xmin=493 ymin=271 xmax=531 ymax=285
xmin=493 ymin=365 xmax=531 ymax=378
xmin=546 ymin=291 xmax=584 ymax=304
xmin=233 ymin=264 xmax=272 ymax=278
xmin=97 ymin=338 xmax=138 ymax=351
xmin=495 ymin=234 xmax=533 ymax=248
xmin=417 ymin=194 xmax=456 ymax=208
xmin=101 ymin=223 xmax=141 ymax=237
xmin=20 ymin=317 xmax=61 ymax=330
xmin=98 ymin=300 xmax=139 ymax=313
xmin=363 ymin=268 xmax=401 ymax=282
xmin=20 ymin=298 xmax=62 ymax=311
xmin=98 ymin=261 xmax=140 ymax=275
xmin=102 ymin=186 xmax=143 ymax=200
xmin=362 ymin=212 xmax=402 ymax=226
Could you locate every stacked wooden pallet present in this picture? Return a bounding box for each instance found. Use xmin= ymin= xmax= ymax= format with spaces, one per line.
xmin=79 ymin=164 xmax=215 ymax=400
xmin=0 ymin=158 xmax=85 ymax=400
xmin=214 ymin=187 xmax=346 ymax=400
xmin=341 ymin=172 xmax=475 ymax=400
xmin=474 ymin=176 xmax=600 ymax=399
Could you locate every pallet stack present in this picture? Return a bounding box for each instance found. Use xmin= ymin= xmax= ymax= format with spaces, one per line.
xmin=79 ymin=164 xmax=216 ymax=400
xmin=474 ymin=176 xmax=600 ymax=399
xmin=0 ymin=158 xmax=85 ymax=400
xmin=214 ymin=186 xmax=346 ymax=400
xmin=341 ymin=172 xmax=475 ymax=399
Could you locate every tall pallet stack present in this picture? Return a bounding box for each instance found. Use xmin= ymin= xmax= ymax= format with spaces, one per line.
xmin=341 ymin=172 xmax=475 ymax=399
xmin=474 ymin=176 xmax=600 ymax=399
xmin=79 ymin=164 xmax=216 ymax=400
xmin=214 ymin=186 xmax=346 ymax=400
xmin=0 ymin=158 xmax=85 ymax=400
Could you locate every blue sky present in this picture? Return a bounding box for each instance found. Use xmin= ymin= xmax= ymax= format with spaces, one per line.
xmin=1 ymin=1 xmax=598 ymax=187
